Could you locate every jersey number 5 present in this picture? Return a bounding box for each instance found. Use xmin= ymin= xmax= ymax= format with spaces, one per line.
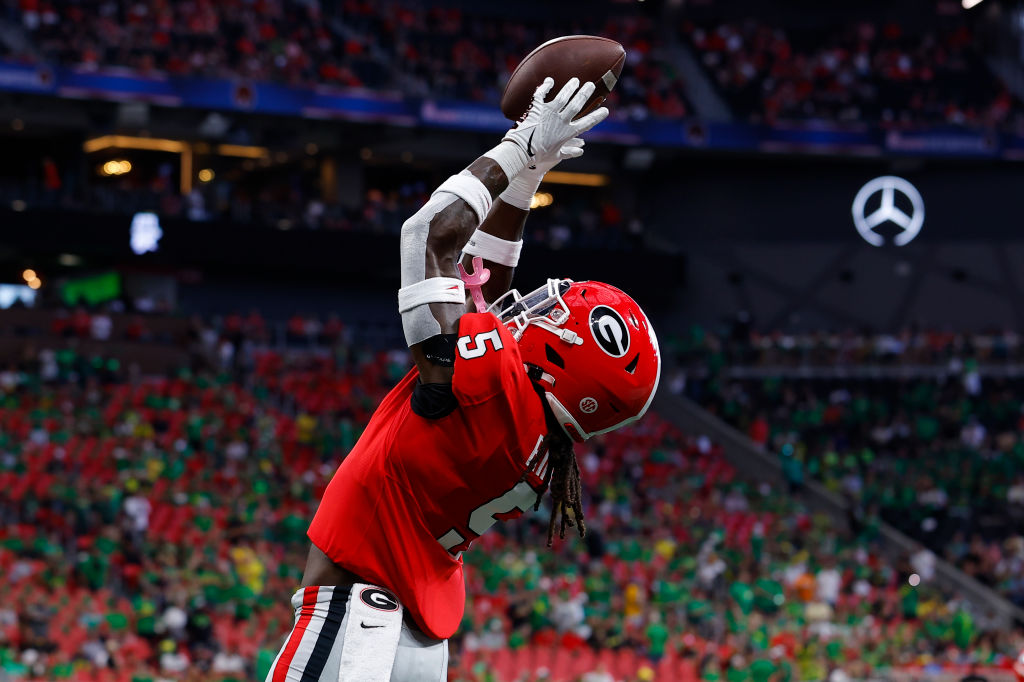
xmin=457 ymin=328 xmax=503 ymax=360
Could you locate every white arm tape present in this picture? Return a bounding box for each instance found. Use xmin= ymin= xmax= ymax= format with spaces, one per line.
xmin=462 ymin=230 xmax=523 ymax=268
xmin=398 ymin=277 xmax=465 ymax=314
xmin=483 ymin=140 xmax=530 ymax=183
xmin=499 ymin=170 xmax=543 ymax=210
xmin=432 ymin=170 xmax=493 ymax=224
xmin=399 ymin=192 xmax=461 ymax=347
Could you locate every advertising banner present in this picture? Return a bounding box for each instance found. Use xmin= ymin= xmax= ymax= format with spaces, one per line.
xmin=2 ymin=61 xmax=1022 ymax=159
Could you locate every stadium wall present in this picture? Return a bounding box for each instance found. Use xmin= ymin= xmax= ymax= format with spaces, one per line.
xmin=641 ymin=156 xmax=1024 ymax=331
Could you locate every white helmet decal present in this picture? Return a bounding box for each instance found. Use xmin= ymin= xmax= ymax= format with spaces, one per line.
xmin=589 ymin=306 xmax=630 ymax=357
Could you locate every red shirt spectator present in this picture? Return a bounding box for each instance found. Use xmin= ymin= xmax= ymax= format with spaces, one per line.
xmin=124 ymin=316 xmax=149 ymax=342
xmin=748 ymin=415 xmax=769 ymax=447
xmin=287 ymin=314 xmax=306 ymax=342
xmin=321 ymin=315 xmax=344 ymax=344
xmin=71 ymin=307 xmax=91 ymax=338
xmin=42 ymin=158 xmax=60 ymax=191
xmin=244 ymin=310 xmax=266 ymax=338
xmin=223 ymin=313 xmax=243 ymax=335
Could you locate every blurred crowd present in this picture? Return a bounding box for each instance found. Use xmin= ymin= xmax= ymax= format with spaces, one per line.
xmin=344 ymin=2 xmax=688 ymax=121
xmin=669 ymin=326 xmax=1024 ymax=370
xmin=28 ymin=305 xmax=343 ymax=344
xmin=1 ymin=0 xmax=689 ymax=121
xmin=3 ymin=0 xmax=1021 ymax=128
xmin=0 ymin=308 xmax=1021 ymax=681
xmin=456 ymin=418 xmax=1021 ymax=681
xmin=685 ymin=18 xmax=1020 ymax=128
xmin=673 ymin=325 xmax=1024 ymax=610
xmin=0 ymin=161 xmax=649 ymax=249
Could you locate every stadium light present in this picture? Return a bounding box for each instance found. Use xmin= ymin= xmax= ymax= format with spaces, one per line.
xmin=85 ymin=137 xmax=269 ymax=194
xmin=85 ymin=135 xmax=191 ymax=193
xmin=84 ymin=135 xmax=185 ymax=154
xmin=101 ymin=160 xmax=132 ymax=176
xmin=542 ymin=171 xmax=610 ymax=187
xmin=216 ymin=144 xmax=270 ymax=159
xmin=962 ymin=0 xmax=984 ymax=8
xmin=530 ymin=192 xmax=554 ymax=209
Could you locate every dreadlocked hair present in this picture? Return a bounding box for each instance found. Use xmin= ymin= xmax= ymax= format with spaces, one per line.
xmin=532 ymin=430 xmax=586 ymax=548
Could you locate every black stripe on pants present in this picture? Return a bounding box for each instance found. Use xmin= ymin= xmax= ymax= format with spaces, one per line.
xmin=300 ymin=586 xmax=349 ymax=682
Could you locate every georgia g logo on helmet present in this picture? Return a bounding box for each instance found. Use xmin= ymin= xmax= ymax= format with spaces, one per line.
xmin=589 ymin=305 xmax=630 ymax=358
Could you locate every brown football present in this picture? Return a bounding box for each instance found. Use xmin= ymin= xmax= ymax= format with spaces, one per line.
xmin=500 ymin=35 xmax=626 ymax=122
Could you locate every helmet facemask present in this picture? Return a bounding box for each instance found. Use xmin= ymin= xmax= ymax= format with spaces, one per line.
xmin=489 ymin=279 xmax=583 ymax=347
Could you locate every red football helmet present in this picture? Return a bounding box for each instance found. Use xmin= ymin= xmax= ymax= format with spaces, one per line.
xmin=489 ymin=279 xmax=661 ymax=442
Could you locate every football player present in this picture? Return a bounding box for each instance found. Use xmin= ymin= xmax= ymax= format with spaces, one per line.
xmin=266 ymin=77 xmax=660 ymax=681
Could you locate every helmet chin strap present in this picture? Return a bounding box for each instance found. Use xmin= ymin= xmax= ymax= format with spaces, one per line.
xmin=525 ymin=364 xmax=586 ymax=442
xmin=531 ymin=319 xmax=583 ymax=345
xmin=526 ymin=365 xmax=557 ymax=387
xmin=544 ymin=392 xmax=588 ymax=443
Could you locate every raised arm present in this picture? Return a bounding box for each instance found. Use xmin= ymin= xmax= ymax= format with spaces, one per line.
xmin=400 ymin=77 xmax=607 ymax=385
xmin=460 ymin=139 xmax=585 ymax=306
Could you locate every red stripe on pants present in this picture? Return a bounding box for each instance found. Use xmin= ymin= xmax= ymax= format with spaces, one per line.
xmin=272 ymin=586 xmax=320 ymax=682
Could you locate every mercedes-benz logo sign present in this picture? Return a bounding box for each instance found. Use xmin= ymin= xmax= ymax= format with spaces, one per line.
xmin=851 ymin=176 xmax=924 ymax=247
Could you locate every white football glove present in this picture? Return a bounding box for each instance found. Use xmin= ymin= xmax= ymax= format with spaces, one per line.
xmin=506 ymin=77 xmax=607 ymax=160
xmin=484 ymin=77 xmax=608 ymax=182
xmin=530 ymin=136 xmax=585 ymax=173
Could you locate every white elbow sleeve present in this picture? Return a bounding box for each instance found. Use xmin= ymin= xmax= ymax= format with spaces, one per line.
xmin=432 ymin=170 xmax=492 ymax=223
xmin=398 ymin=171 xmax=492 ymax=347
xmin=398 ymin=193 xmax=464 ymax=347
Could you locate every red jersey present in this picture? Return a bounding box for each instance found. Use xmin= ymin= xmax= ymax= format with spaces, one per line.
xmin=307 ymin=313 xmax=550 ymax=639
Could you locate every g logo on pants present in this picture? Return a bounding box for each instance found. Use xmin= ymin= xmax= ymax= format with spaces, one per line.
xmin=360 ymin=587 xmax=400 ymax=612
